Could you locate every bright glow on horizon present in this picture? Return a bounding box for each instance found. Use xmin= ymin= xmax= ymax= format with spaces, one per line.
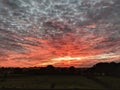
xmin=51 ymin=53 xmax=120 ymax=61
xmin=51 ymin=56 xmax=82 ymax=61
xmin=33 ymin=53 xmax=120 ymax=67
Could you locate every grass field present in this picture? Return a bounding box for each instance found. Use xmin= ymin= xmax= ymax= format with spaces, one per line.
xmin=96 ymin=76 xmax=120 ymax=89
xmin=0 ymin=75 xmax=120 ymax=89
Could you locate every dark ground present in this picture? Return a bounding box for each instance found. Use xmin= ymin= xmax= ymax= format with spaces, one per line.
xmin=0 ymin=75 xmax=120 ymax=90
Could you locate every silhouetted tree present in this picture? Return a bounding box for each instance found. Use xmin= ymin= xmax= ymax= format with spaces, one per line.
xmin=89 ymin=62 xmax=120 ymax=76
xmin=14 ymin=68 xmax=23 ymax=74
xmin=69 ymin=66 xmax=75 ymax=74
xmin=46 ymin=65 xmax=55 ymax=74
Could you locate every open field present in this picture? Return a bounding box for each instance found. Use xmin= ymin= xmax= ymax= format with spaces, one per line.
xmin=0 ymin=75 xmax=120 ymax=89
xmin=96 ymin=76 xmax=120 ymax=89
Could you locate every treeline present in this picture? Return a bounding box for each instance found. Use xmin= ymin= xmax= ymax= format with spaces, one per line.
xmin=0 ymin=65 xmax=82 ymax=75
xmin=87 ymin=62 xmax=120 ymax=76
xmin=0 ymin=62 xmax=120 ymax=76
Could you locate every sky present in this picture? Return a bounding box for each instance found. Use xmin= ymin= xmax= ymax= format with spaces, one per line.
xmin=0 ymin=0 xmax=120 ymax=67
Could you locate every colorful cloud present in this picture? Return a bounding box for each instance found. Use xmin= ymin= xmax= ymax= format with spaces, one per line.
xmin=0 ymin=0 xmax=120 ymax=67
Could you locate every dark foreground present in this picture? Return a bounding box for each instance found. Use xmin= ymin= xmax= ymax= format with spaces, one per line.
xmin=0 ymin=75 xmax=120 ymax=90
xmin=0 ymin=62 xmax=120 ymax=89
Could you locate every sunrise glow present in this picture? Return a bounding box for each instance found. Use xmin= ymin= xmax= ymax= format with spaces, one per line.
xmin=52 ymin=56 xmax=82 ymax=61
xmin=0 ymin=0 xmax=120 ymax=68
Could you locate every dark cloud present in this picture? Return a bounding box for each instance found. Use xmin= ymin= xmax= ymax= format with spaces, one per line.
xmin=0 ymin=51 xmax=8 ymax=57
